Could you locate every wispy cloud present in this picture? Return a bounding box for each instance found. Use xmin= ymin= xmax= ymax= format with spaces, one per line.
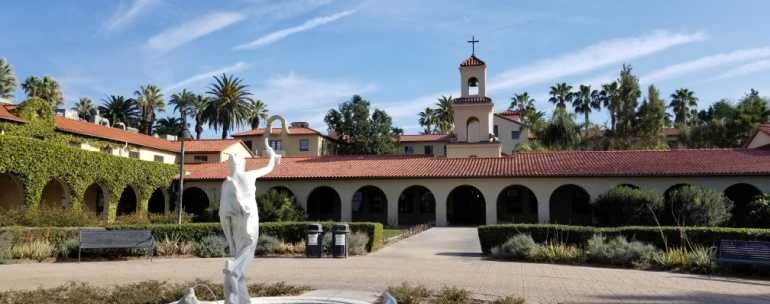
xmin=487 ymin=30 xmax=707 ymax=93
xmin=641 ymin=47 xmax=770 ymax=83
xmin=147 ymin=12 xmax=245 ymax=53
xmin=711 ymin=59 xmax=770 ymax=81
xmin=163 ymin=62 xmax=250 ymax=94
xmin=234 ymin=9 xmax=357 ymax=50
xmin=105 ymin=0 xmax=158 ymax=31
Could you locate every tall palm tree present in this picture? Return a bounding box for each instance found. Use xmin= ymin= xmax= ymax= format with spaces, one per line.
xmin=191 ymin=95 xmax=212 ymax=140
xmin=98 ymin=95 xmax=139 ymax=128
xmin=169 ymin=89 xmax=196 ymax=114
xmin=548 ymin=82 xmax=573 ymax=109
xmin=21 ymin=76 xmax=63 ymax=108
xmin=435 ymin=95 xmax=454 ymax=133
xmin=418 ymin=107 xmax=438 ymax=134
xmin=510 ymin=92 xmax=534 ymax=112
xmin=245 ymin=99 xmax=269 ymax=129
xmin=0 ymin=58 xmax=16 ymax=101
xmin=134 ymin=84 xmax=165 ymax=134
xmin=154 ymin=117 xmax=185 ymax=136
xmin=207 ymin=74 xmax=252 ymax=139
xmin=669 ymin=88 xmax=698 ymax=126
xmin=572 ymin=84 xmax=601 ymax=132
xmin=600 ymin=81 xmax=620 ymax=131
xmin=71 ymin=97 xmax=98 ymax=122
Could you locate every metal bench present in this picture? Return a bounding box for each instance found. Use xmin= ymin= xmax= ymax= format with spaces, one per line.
xmin=716 ymin=239 xmax=770 ymax=266
xmin=79 ymin=230 xmax=155 ymax=262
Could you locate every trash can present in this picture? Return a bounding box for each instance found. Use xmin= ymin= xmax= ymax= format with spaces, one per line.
xmin=305 ymin=223 xmax=323 ymax=258
xmin=331 ymin=223 xmax=350 ymax=258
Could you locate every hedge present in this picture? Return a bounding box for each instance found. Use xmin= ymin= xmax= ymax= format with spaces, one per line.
xmin=477 ymin=224 xmax=770 ymax=254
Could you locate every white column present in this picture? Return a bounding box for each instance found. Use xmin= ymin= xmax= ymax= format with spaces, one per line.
xmin=434 ymin=190 xmax=448 ymax=226
xmin=535 ymin=190 xmax=551 ymax=224
xmin=384 ymin=189 xmax=400 ymax=227
xmin=485 ymin=190 xmax=497 ymax=225
xmin=338 ymin=187 xmax=353 ymax=222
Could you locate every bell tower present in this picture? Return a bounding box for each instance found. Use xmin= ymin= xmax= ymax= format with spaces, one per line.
xmin=460 ymin=36 xmax=487 ymax=97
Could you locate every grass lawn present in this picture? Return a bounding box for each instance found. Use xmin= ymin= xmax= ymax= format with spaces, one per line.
xmin=383 ymin=228 xmax=405 ymax=240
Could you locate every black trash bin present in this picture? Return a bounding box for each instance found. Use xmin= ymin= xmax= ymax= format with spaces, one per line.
xmin=305 ymin=223 xmax=323 ymax=258
xmin=331 ymin=223 xmax=350 ymax=258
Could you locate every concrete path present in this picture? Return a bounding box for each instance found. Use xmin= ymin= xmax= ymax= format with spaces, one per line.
xmin=1 ymin=228 xmax=769 ymax=304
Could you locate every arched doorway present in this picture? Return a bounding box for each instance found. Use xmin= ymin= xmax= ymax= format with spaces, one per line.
xmin=549 ymin=184 xmax=591 ymax=225
xmin=148 ymin=188 xmax=166 ymax=214
xmin=447 ymin=185 xmax=486 ymax=225
xmin=724 ymin=183 xmax=762 ymax=226
xmin=269 ymin=186 xmax=296 ymax=203
xmin=466 ymin=117 xmax=480 ymax=142
xmin=182 ymin=187 xmax=210 ymax=220
xmin=497 ymin=185 xmax=538 ymax=223
xmin=117 ymin=186 xmax=138 ymax=215
xmin=83 ymin=183 xmax=107 ymax=216
xmin=398 ymin=185 xmax=436 ymax=226
xmin=307 ymin=186 xmax=341 ymax=221
xmin=352 ymin=186 xmax=388 ymax=224
xmin=40 ymin=178 xmax=71 ymax=209
xmin=0 ymin=173 xmax=24 ymax=210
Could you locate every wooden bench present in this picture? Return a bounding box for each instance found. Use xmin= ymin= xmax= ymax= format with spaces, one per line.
xmin=716 ymin=239 xmax=770 ymax=266
xmin=79 ymin=230 xmax=155 ymax=262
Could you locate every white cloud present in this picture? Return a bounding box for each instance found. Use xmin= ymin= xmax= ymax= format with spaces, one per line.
xmin=147 ymin=12 xmax=245 ymax=53
xmin=234 ymin=9 xmax=357 ymax=50
xmin=641 ymin=47 xmax=770 ymax=83
xmin=710 ymin=59 xmax=770 ymax=81
xmin=163 ymin=62 xmax=250 ymax=94
xmin=105 ymin=0 xmax=158 ymax=31
xmin=486 ymin=30 xmax=706 ymax=93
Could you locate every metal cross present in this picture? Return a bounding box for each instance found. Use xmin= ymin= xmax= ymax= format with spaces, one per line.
xmin=467 ymin=35 xmax=479 ymax=55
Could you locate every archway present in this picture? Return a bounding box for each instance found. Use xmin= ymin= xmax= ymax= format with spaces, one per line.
xmin=117 ymin=186 xmax=138 ymax=215
xmin=664 ymin=183 xmax=690 ymax=201
xmin=352 ymin=186 xmax=388 ymax=224
xmin=466 ymin=117 xmax=480 ymax=142
xmin=307 ymin=186 xmax=341 ymax=221
xmin=549 ymin=184 xmax=591 ymax=225
xmin=148 ymin=188 xmax=166 ymax=214
xmin=725 ymin=183 xmax=762 ymax=226
xmin=0 ymin=173 xmax=24 ymax=210
xmin=447 ymin=185 xmax=486 ymax=225
xmin=83 ymin=183 xmax=107 ymax=215
xmin=497 ymin=185 xmax=538 ymax=223
xmin=268 ymin=186 xmax=296 ymax=203
xmin=398 ymin=185 xmax=436 ymax=226
xmin=40 ymin=178 xmax=71 ymax=209
xmin=182 ymin=187 xmax=210 ymax=220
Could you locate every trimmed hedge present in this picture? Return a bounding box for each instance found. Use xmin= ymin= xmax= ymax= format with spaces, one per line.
xmin=478 ymin=224 xmax=770 ymax=254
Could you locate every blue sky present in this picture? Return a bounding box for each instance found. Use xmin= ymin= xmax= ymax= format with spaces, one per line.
xmin=2 ymin=0 xmax=770 ymax=136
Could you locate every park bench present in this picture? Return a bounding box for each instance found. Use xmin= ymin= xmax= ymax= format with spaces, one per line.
xmin=715 ymin=239 xmax=770 ymax=266
xmin=78 ymin=230 xmax=155 ymax=262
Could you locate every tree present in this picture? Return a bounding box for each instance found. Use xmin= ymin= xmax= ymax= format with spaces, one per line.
xmin=21 ymin=76 xmax=63 ymax=108
xmin=600 ymin=81 xmax=620 ymax=132
xmin=245 ymin=99 xmax=268 ymax=129
xmin=324 ymin=95 xmax=397 ymax=154
xmin=664 ymin=185 xmax=733 ymax=227
xmin=169 ymin=89 xmax=196 ymax=114
xmin=256 ymin=190 xmax=305 ymax=222
xmin=71 ymin=97 xmax=98 ymax=122
xmin=539 ymin=107 xmax=579 ymax=149
xmin=636 ymin=85 xmax=666 ymax=146
xmin=548 ymin=82 xmax=573 ymax=109
xmin=154 ymin=117 xmax=185 ymax=136
xmin=734 ymin=89 xmax=770 ymax=137
xmin=669 ymin=88 xmax=698 ymax=127
xmin=592 ymin=185 xmax=663 ymax=227
xmin=134 ymin=84 xmax=165 ymax=135
xmin=207 ymin=74 xmax=251 ymax=139
xmin=418 ymin=107 xmax=438 ymax=134
xmin=98 ymin=95 xmax=139 ymax=127
xmin=190 ymin=95 xmax=212 ymax=140
xmin=572 ymin=84 xmax=601 ymax=132
xmin=0 ymin=58 xmax=16 ymax=101
xmin=509 ymin=92 xmax=544 ymax=132
xmin=435 ymin=95 xmax=454 ymax=133
xmin=615 ymin=65 xmax=641 ymax=138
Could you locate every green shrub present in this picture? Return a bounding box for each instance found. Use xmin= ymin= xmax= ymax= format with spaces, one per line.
xmin=256 ymin=235 xmax=286 ymax=255
xmin=11 ymin=239 xmax=56 ymax=261
xmin=154 ymin=233 xmax=195 ymax=256
xmin=257 ymin=190 xmax=306 ymax=222
xmin=665 ymin=185 xmax=733 ymax=226
xmin=195 ymin=235 xmax=228 ymax=258
xmin=585 ymin=235 xmax=657 ymax=266
xmin=349 ymin=232 xmax=370 ymax=255
xmin=491 ymin=233 xmax=537 ymax=259
xmin=56 ymin=238 xmax=79 ymax=259
xmin=0 ymin=232 xmax=13 ymax=263
xmin=531 ymin=242 xmax=585 ymax=264
xmin=592 ymin=186 xmax=663 ymax=226
xmin=746 ymin=194 xmax=770 ymax=228
xmin=651 ymin=246 xmax=714 ymax=273
xmin=432 ymin=286 xmax=472 ymax=304
xmin=386 ymin=283 xmax=431 ymax=304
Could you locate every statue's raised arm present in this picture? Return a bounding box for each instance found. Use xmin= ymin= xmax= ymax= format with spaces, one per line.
xmin=243 ymin=115 xmax=286 ymax=180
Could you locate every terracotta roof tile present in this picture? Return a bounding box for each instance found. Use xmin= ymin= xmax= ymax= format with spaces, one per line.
xmin=460 ymin=55 xmax=486 ymax=67
xmin=0 ymin=104 xmax=24 ymax=123
xmin=454 ymin=96 xmax=492 ymax=104
xmin=54 ymin=117 xmax=180 ymax=152
xmin=182 ymin=149 xmax=770 ymax=181
xmin=232 ymin=127 xmax=324 ymax=137
xmin=398 ymin=134 xmax=450 ymax=142
xmin=495 ymin=110 xmax=521 ymax=124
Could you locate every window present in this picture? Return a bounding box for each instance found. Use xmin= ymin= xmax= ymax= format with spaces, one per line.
xmin=193 ymin=155 xmax=208 ymax=162
xmin=511 ymin=130 xmax=521 ymax=140
xmin=493 ymin=125 xmax=499 ymax=137
xmin=269 ymin=140 xmax=282 ymax=151
xmin=299 ymin=139 xmax=310 ymax=152
xmin=243 ymin=140 xmax=253 ymax=151
xmin=129 ymin=151 xmax=140 ymax=159
xmin=154 ymin=155 xmax=164 ymax=163
xmin=424 ymin=145 xmax=433 ymax=155
xmin=404 ymin=146 xmax=414 ymax=155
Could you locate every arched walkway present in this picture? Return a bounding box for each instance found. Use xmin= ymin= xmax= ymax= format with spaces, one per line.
xmin=398 ymin=185 xmax=436 ymax=226
xmin=352 ymin=186 xmax=388 ymax=224
xmin=0 ymin=173 xmax=24 ymax=210
xmin=724 ymin=183 xmax=762 ymax=226
xmin=447 ymin=185 xmax=485 ymax=226
xmin=549 ymin=184 xmax=591 ymax=225
xmin=148 ymin=188 xmax=166 ymax=214
xmin=83 ymin=183 xmax=107 ymax=215
xmin=182 ymin=187 xmax=210 ymax=220
xmin=117 ymin=186 xmax=138 ymax=215
xmin=664 ymin=183 xmax=691 ymax=200
xmin=40 ymin=178 xmax=71 ymax=209
xmin=497 ymin=185 xmax=538 ymax=223
xmin=307 ymin=186 xmax=341 ymax=221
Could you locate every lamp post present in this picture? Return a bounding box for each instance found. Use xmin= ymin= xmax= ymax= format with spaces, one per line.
xmin=177 ymin=109 xmax=193 ymax=225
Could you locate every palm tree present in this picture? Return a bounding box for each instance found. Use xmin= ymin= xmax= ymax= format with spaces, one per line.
xmin=169 ymin=89 xmax=196 ymax=114
xmin=418 ymin=107 xmax=438 ymax=134
xmin=600 ymin=81 xmax=620 ymax=131
xmin=245 ymin=99 xmax=269 ymax=129
xmin=71 ymin=97 xmax=98 ymax=122
xmin=0 ymin=58 xmax=16 ymax=101
xmin=98 ymin=95 xmax=139 ymax=127
xmin=435 ymin=95 xmax=454 ymax=133
xmin=206 ymin=74 xmax=252 ymax=139
xmin=510 ymin=92 xmax=534 ymax=112
xmin=191 ymin=95 xmax=212 ymax=140
xmin=572 ymin=85 xmax=601 ymax=132
xmin=669 ymin=88 xmax=698 ymax=126
xmin=548 ymin=82 xmax=573 ymax=109
xmin=21 ymin=76 xmax=63 ymax=108
xmin=134 ymin=84 xmax=165 ymax=134
xmin=154 ymin=117 xmax=185 ymax=136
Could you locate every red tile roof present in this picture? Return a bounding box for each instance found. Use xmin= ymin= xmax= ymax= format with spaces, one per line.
xmin=460 ymin=55 xmax=486 ymax=67
xmin=182 ymin=149 xmax=770 ymax=181
xmin=0 ymin=104 xmax=24 ymax=123
xmin=495 ymin=110 xmax=522 ymax=124
xmin=232 ymin=127 xmax=324 ymax=137
xmin=54 ymin=116 xmax=180 ymax=152
xmin=398 ymin=134 xmax=450 ymax=142
xmin=183 ymin=139 xmax=250 ymax=154
xmin=454 ymin=96 xmax=492 ymax=104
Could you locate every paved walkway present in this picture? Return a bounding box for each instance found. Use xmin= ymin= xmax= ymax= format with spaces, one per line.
xmin=1 ymin=228 xmax=770 ymax=303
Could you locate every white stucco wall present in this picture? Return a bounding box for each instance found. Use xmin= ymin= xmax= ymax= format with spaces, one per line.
xmin=747 ymin=132 xmax=770 ymax=149
xmin=493 ymin=115 xmax=527 ymax=154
